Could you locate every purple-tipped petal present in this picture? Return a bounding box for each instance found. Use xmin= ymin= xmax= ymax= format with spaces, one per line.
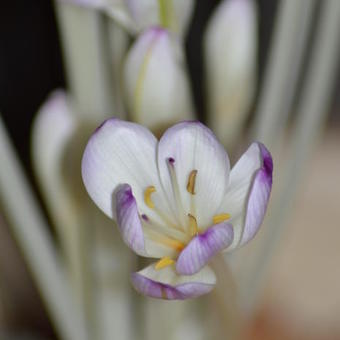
xmin=176 ymin=222 xmax=234 ymax=275
xmin=115 ymin=184 xmax=146 ymax=256
xmin=131 ymin=264 xmax=216 ymax=300
xmin=219 ymin=142 xmax=273 ymax=249
xmin=239 ymin=143 xmax=272 ymax=246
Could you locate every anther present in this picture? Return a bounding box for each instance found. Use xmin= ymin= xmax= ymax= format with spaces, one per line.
xmin=213 ymin=213 xmax=231 ymax=224
xmin=141 ymin=214 xmax=149 ymax=222
xmin=188 ymin=213 xmax=198 ymax=236
xmin=155 ymin=257 xmax=175 ymax=270
xmin=187 ymin=170 xmax=198 ymax=195
xmin=144 ymin=186 xmax=156 ymax=209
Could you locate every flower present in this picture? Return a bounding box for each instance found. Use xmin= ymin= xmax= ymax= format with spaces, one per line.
xmin=204 ymin=0 xmax=257 ymax=148
xmin=81 ymin=119 xmax=273 ymax=299
xmin=123 ymin=27 xmax=193 ymax=132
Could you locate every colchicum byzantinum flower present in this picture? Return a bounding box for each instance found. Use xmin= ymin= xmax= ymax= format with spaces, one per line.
xmin=82 ymin=119 xmax=273 ymax=300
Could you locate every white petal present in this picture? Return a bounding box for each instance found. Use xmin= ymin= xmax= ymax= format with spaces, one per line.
xmin=204 ymin=0 xmax=257 ymax=147
xmin=123 ymin=27 xmax=193 ymax=132
xmin=82 ymin=118 xmax=162 ymax=219
xmin=131 ymin=263 xmax=216 ymax=299
xmin=218 ymin=142 xmax=272 ymax=248
xmin=157 ymin=121 xmax=230 ymax=230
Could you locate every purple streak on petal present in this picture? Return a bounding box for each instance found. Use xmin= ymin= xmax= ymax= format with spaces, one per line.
xmin=93 ymin=117 xmax=119 ymax=135
xmin=176 ymin=222 xmax=234 ymax=275
xmin=259 ymin=143 xmax=273 ymax=178
xmin=130 ymin=273 xmax=214 ymax=300
xmin=115 ymin=184 xmax=146 ymax=256
xmin=240 ymin=143 xmax=273 ymax=246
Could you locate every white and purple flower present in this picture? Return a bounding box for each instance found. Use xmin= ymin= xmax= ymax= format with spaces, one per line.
xmin=81 ymin=119 xmax=273 ymax=300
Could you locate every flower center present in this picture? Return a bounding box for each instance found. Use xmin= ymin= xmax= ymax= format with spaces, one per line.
xmin=141 ymin=157 xmax=230 ymax=270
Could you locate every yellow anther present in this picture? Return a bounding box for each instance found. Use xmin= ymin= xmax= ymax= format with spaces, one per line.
xmin=155 ymin=257 xmax=175 ymax=270
xmin=213 ymin=213 xmax=231 ymax=224
xmin=186 ymin=170 xmax=198 ymax=195
xmin=144 ymin=186 xmax=156 ymax=209
xmin=188 ymin=213 xmax=198 ymax=236
xmin=162 ymin=238 xmax=185 ymax=252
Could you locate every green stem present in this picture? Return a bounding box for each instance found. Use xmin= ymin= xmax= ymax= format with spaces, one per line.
xmin=0 ymin=116 xmax=87 ymax=340
xmin=158 ymin=0 xmax=173 ymax=29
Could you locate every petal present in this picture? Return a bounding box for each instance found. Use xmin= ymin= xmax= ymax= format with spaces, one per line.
xmin=218 ymin=142 xmax=273 ymax=249
xmin=157 ymin=121 xmax=230 ymax=229
xmin=115 ymin=184 xmax=146 ymax=256
xmin=176 ymin=222 xmax=234 ymax=275
xmin=82 ymin=118 xmax=161 ymax=219
xmin=239 ymin=144 xmax=272 ymax=246
xmin=123 ymin=27 xmax=193 ymax=132
xmin=115 ymin=184 xmax=187 ymax=258
xmin=131 ymin=263 xmax=216 ymax=300
xmin=204 ymin=0 xmax=257 ymax=147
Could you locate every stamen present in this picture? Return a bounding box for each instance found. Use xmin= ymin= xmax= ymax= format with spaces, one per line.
xmin=145 ymin=229 xmax=186 ymax=252
xmin=213 ymin=213 xmax=231 ymax=224
xmin=155 ymin=257 xmax=175 ymax=270
xmin=186 ymin=170 xmax=197 ymax=195
xmin=141 ymin=214 xmax=149 ymax=222
xmin=141 ymin=213 xmax=188 ymax=242
xmin=188 ymin=213 xmax=198 ymax=237
xmin=143 ymin=184 xmax=184 ymax=233
xmin=167 ymin=158 xmax=187 ymax=228
xmin=162 ymin=237 xmax=185 ymax=252
xmin=144 ymin=186 xmax=156 ymax=209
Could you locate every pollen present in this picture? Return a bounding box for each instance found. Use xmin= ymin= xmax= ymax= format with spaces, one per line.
xmin=213 ymin=213 xmax=231 ymax=224
xmin=144 ymin=186 xmax=156 ymax=209
xmin=186 ymin=170 xmax=198 ymax=195
xmin=188 ymin=213 xmax=198 ymax=236
xmin=163 ymin=238 xmax=185 ymax=252
xmin=155 ymin=256 xmax=175 ymax=270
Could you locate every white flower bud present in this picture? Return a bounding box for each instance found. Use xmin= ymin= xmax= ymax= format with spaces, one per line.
xmin=123 ymin=27 xmax=193 ymax=132
xmin=204 ymin=0 xmax=257 ymax=147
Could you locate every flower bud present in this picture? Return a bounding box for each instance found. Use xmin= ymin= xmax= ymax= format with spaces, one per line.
xmin=123 ymin=27 xmax=193 ymax=133
xmin=204 ymin=0 xmax=257 ymax=147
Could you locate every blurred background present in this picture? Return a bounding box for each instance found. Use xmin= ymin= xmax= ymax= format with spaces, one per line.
xmin=0 ymin=0 xmax=339 ymax=339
